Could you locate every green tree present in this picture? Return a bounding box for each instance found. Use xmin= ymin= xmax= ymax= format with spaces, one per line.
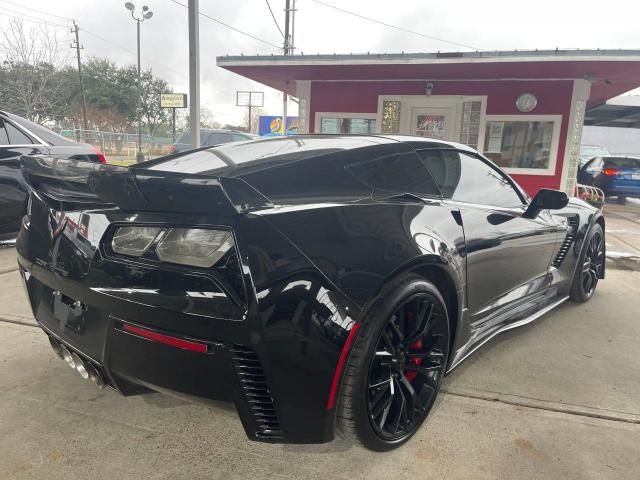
xmin=0 ymin=19 xmax=68 ymax=123
xmin=139 ymin=70 xmax=171 ymax=141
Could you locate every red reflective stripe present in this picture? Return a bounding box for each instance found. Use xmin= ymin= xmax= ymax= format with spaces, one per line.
xmin=122 ymin=324 xmax=208 ymax=353
xmin=326 ymin=322 xmax=361 ymax=410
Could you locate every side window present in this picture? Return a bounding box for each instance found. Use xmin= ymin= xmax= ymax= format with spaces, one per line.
xmin=232 ymin=134 xmax=250 ymax=142
xmin=5 ymin=122 xmax=33 ymax=145
xmin=206 ymin=133 xmax=232 ymax=146
xmin=419 ymin=149 xmax=524 ymax=207
xmin=0 ymin=120 xmax=9 ymax=144
xmin=344 ymin=151 xmax=441 ymax=197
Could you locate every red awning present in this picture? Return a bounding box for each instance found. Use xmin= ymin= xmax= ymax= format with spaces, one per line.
xmin=217 ymin=50 xmax=640 ymax=107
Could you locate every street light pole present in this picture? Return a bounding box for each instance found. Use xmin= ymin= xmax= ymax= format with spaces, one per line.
xmin=124 ymin=2 xmax=153 ymax=163
xmin=136 ymin=19 xmax=142 ymax=162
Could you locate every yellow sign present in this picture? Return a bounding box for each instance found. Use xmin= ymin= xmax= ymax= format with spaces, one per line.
xmin=160 ymin=93 xmax=187 ymax=108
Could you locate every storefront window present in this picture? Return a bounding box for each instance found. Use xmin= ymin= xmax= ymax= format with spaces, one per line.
xmin=483 ymin=119 xmax=556 ymax=170
xmin=320 ymin=117 xmax=376 ymax=134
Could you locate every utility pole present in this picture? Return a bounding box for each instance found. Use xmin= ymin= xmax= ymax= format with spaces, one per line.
xmin=188 ymin=0 xmax=200 ymax=149
xmin=282 ymin=0 xmax=291 ymax=136
xmin=70 ymin=20 xmax=88 ymax=135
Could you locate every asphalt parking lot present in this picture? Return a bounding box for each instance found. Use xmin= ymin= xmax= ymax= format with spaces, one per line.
xmin=1 ymin=203 xmax=639 ymax=480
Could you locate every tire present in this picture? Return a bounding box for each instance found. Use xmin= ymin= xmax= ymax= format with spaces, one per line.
xmin=616 ymin=195 xmax=627 ymax=205
xmin=569 ymin=223 xmax=604 ymax=303
xmin=337 ymin=274 xmax=450 ymax=451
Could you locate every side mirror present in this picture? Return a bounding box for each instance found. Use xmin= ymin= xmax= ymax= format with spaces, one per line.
xmin=523 ymin=188 xmax=569 ymax=218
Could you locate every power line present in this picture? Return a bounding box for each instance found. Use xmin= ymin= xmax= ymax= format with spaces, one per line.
xmin=167 ymin=0 xmax=281 ymax=49
xmin=264 ymin=0 xmax=284 ymax=38
xmin=310 ymin=0 xmax=483 ymax=51
xmin=80 ymin=29 xmax=187 ymax=79
xmin=0 ymin=0 xmax=72 ymax=22
xmin=0 ymin=7 xmax=69 ymax=28
xmin=0 ymin=7 xmax=188 ymax=81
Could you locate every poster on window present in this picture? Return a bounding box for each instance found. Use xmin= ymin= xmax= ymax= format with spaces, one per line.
xmin=415 ymin=115 xmax=446 ymax=139
xmin=487 ymin=121 xmax=504 ymax=153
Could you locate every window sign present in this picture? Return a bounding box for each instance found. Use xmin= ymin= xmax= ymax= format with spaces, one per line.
xmin=486 ymin=121 xmax=504 ymax=153
xmin=415 ymin=115 xmax=446 ymax=139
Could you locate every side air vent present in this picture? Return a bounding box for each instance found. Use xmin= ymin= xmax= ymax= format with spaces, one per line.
xmin=231 ymin=345 xmax=283 ymax=439
xmin=553 ymin=216 xmax=579 ymax=267
xmin=552 ymin=233 xmax=575 ymax=267
xmin=568 ymin=216 xmax=579 ymax=228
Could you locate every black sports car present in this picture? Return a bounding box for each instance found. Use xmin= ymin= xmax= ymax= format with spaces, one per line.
xmin=16 ymin=136 xmax=605 ymax=451
xmin=0 ymin=111 xmax=106 ymax=241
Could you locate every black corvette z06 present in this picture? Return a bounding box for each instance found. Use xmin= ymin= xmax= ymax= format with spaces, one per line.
xmin=16 ymin=136 xmax=605 ymax=451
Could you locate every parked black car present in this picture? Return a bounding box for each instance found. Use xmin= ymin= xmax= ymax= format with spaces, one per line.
xmin=170 ymin=128 xmax=257 ymax=153
xmin=0 ymin=111 xmax=105 ymax=241
xmin=17 ymin=135 xmax=604 ymax=451
xmin=578 ymin=155 xmax=640 ymax=204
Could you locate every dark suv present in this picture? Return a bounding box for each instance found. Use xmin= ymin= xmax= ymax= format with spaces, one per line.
xmin=170 ymin=129 xmax=256 ymax=153
xmin=0 ymin=111 xmax=106 ymax=241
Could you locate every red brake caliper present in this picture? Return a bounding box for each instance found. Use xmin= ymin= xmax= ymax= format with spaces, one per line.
xmin=404 ymin=338 xmax=423 ymax=382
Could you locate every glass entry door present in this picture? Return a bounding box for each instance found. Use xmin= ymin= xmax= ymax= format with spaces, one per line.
xmin=412 ymin=107 xmax=454 ymax=140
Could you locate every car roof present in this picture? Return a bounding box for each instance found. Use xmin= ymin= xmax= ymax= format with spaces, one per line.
xmin=1 ymin=110 xmax=78 ymax=146
xmin=199 ymin=134 xmax=471 ymax=166
xmin=181 ymin=129 xmax=252 ymax=134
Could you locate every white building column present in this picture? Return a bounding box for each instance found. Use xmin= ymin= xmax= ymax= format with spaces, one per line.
xmin=559 ymin=79 xmax=591 ymax=194
xmin=296 ymin=80 xmax=311 ymax=134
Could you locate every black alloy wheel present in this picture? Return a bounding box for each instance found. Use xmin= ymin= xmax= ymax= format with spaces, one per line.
xmin=367 ymin=293 xmax=448 ymax=441
xmin=338 ymin=275 xmax=450 ymax=451
xmin=581 ymin=228 xmax=604 ymax=297
xmin=570 ymin=223 xmax=604 ymax=302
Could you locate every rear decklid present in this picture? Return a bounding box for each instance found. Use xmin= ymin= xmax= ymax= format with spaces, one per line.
xmin=604 ymin=157 xmax=640 ymax=180
xmin=20 ymin=155 xmax=272 ymax=215
xmin=603 ymin=157 xmax=640 ymax=194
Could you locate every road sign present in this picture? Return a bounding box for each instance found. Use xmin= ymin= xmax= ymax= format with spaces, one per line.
xmin=236 ymin=91 xmax=264 ymax=107
xmin=160 ymin=93 xmax=187 ymax=109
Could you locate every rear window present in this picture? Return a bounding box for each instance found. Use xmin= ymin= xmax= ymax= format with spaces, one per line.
xmin=604 ymin=157 xmax=640 ymax=169
xmin=149 ymin=137 xmax=382 ymax=175
xmin=6 ymin=113 xmax=75 ymax=145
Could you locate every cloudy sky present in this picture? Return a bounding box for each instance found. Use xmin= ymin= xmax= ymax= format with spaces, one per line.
xmin=2 ymin=0 xmax=640 ymax=124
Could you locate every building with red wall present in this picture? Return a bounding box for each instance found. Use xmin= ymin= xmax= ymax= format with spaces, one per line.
xmin=218 ymin=50 xmax=640 ymax=195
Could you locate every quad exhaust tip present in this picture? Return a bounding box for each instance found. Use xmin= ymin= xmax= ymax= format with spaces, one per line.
xmin=48 ymin=336 xmax=105 ymax=389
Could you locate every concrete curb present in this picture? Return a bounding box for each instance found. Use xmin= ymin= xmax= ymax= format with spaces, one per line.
xmin=443 ymin=386 xmax=640 ymax=425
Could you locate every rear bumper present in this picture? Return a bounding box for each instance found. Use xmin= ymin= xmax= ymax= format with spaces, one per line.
xmin=606 ymin=188 xmax=640 ymax=197
xmin=18 ymin=255 xmax=336 ymax=444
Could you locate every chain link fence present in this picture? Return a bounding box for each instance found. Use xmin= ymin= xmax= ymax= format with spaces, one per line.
xmin=60 ymin=129 xmax=174 ymax=164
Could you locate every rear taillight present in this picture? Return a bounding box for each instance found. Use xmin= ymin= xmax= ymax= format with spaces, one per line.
xmin=91 ymin=146 xmax=106 ymax=164
xmin=603 ymin=168 xmax=620 ymax=176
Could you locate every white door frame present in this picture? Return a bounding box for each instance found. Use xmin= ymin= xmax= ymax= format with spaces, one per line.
xmin=376 ymin=95 xmax=488 ymax=151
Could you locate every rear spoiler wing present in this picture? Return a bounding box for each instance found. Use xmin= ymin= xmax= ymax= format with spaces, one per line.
xmin=20 ymin=155 xmax=272 ymax=215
